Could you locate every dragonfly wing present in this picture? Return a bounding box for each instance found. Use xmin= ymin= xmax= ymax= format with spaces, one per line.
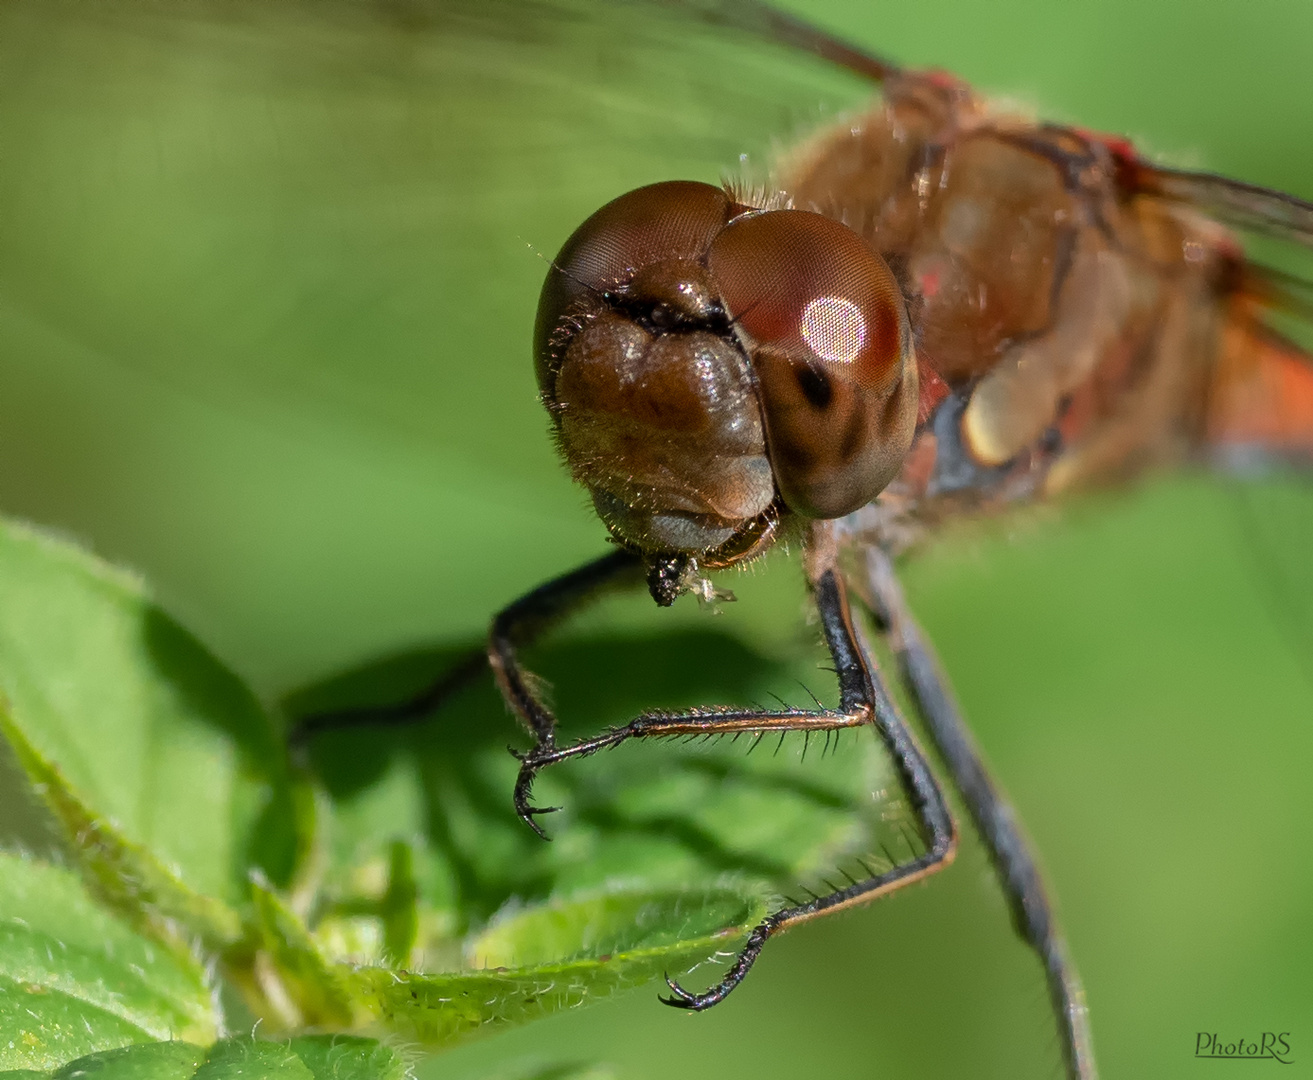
xmin=0 ymin=0 xmax=877 ymax=556
xmin=659 ymin=0 xmax=899 ymax=83
xmin=1101 ymin=156 xmax=1313 ymax=459
xmin=1136 ymin=165 xmax=1313 ymax=250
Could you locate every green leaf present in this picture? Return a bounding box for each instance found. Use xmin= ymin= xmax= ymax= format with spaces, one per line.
xmin=246 ymin=864 xmax=762 ymax=1045
xmin=191 ymin=1039 xmax=313 ymax=1080
xmin=350 ymin=885 xmax=765 ymax=1046
xmin=0 ymin=853 xmax=215 ymax=1071
xmin=0 ymin=519 xmax=302 ymax=936
xmin=49 ymin=1041 xmax=204 ymax=1080
xmin=0 ymin=714 xmax=243 ymax=953
xmin=0 ymin=990 xmax=149 ymax=1075
xmin=0 ymin=1036 xmax=407 ymax=1080
xmin=467 ymin=886 xmax=763 ymax=971
xmin=282 ymin=1037 xmax=407 ymax=1080
xmin=247 ymin=877 xmax=358 ymax=1030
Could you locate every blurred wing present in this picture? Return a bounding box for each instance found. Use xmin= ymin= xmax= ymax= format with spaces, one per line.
xmin=657 ymin=0 xmax=898 ymax=82
xmin=0 ymin=0 xmax=876 ymax=478
xmin=1136 ymin=164 xmax=1313 ymax=250
xmin=1100 ymin=152 xmax=1313 ymax=460
xmin=0 ymin=0 xmax=876 ymax=635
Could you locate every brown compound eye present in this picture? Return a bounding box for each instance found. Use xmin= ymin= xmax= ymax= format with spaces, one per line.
xmin=535 ymin=180 xmax=734 ymax=395
xmin=707 ymin=209 xmax=918 ymax=519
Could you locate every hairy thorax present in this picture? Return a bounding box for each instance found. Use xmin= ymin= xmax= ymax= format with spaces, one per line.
xmin=780 ymin=72 xmax=1234 ymax=549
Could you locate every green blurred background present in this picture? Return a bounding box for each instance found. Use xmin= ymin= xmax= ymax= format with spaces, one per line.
xmin=1 ymin=0 xmax=1311 ymax=1077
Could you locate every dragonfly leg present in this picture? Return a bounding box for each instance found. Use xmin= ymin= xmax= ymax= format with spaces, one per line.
xmin=500 ymin=549 xmax=959 ymax=1008
xmin=289 ymin=647 xmax=488 ymax=747
xmin=656 ymin=566 xmax=957 ymax=1009
xmin=289 ymin=549 xmax=643 ymax=751
xmin=487 ymin=549 xmax=656 ymax=830
xmin=496 ymin=553 xmax=877 ymax=834
xmin=863 ymin=546 xmax=1098 ymax=1080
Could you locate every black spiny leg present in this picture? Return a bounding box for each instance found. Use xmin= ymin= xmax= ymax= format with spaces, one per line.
xmin=289 ymin=550 xmax=644 ymax=752
xmin=660 ymin=568 xmax=957 ymax=1009
xmin=289 ymin=648 xmax=488 ymax=748
xmin=864 ymin=547 xmax=1097 ymax=1080
xmin=487 ymin=549 xmax=648 ymax=833
xmin=495 ymin=537 xmax=958 ymax=1007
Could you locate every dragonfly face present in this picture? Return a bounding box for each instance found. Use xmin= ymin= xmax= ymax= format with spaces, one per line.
xmin=536 ymin=179 xmax=916 ymax=583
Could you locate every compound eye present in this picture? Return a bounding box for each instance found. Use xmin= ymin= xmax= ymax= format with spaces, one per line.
xmin=707 ymin=209 xmax=918 ymax=518
xmin=535 ymin=181 xmax=733 ymax=393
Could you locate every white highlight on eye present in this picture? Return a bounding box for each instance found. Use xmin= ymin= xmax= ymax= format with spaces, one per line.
xmin=800 ymin=295 xmax=866 ymax=363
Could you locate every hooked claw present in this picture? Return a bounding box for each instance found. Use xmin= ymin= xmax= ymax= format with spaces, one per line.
xmin=658 ymin=973 xmax=711 ymax=1010
xmin=510 ymin=746 xmax=562 ymax=839
xmin=516 ymin=802 xmax=560 ymax=840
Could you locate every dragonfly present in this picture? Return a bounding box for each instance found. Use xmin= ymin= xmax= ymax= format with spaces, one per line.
xmin=283 ymin=3 xmax=1313 ymax=1078
xmin=0 ymin=2 xmax=1307 ymax=1080
xmin=494 ymin=5 xmax=1313 ymax=1079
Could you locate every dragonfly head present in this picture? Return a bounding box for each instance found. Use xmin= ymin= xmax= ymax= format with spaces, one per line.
xmin=535 ymin=180 xmax=918 ymax=583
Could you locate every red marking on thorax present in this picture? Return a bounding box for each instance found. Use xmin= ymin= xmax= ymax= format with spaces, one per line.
xmin=1076 ymin=129 xmax=1137 ymax=163
xmin=916 ymin=354 xmax=951 ymax=425
xmin=1074 ymin=128 xmax=1143 ymax=193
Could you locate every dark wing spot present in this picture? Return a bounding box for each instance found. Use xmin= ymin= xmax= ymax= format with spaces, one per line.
xmin=794 ymin=360 xmax=833 ymax=410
